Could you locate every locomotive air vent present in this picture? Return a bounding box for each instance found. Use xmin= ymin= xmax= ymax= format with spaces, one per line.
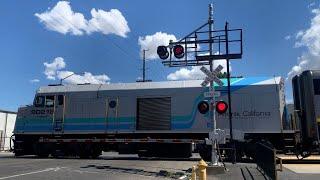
xmin=137 ymin=97 xmax=171 ymax=130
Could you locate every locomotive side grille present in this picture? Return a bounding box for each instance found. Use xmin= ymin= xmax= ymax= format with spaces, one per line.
xmin=137 ymin=97 xmax=171 ymax=130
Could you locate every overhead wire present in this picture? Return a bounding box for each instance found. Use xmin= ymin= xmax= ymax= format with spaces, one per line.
xmin=43 ymin=10 xmax=166 ymax=81
xmin=42 ymin=14 xmax=141 ymax=82
xmin=51 ymin=11 xmax=139 ymax=61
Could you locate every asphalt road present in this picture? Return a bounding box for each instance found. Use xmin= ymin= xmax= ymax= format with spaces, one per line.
xmin=2 ymin=152 xmax=320 ymax=180
xmin=0 ymin=152 xmax=198 ymax=180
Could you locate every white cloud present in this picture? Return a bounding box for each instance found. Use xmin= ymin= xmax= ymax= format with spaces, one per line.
xmin=138 ymin=32 xmax=177 ymax=60
xmin=167 ymin=67 xmax=203 ymax=81
xmin=35 ymin=1 xmax=87 ymax=35
xmin=44 ymin=57 xmax=66 ymax=80
xmin=308 ymin=2 xmax=316 ymax=8
xmin=287 ymin=8 xmax=320 ymax=80
xmin=57 ymin=71 xmax=110 ymax=84
xmin=284 ymin=35 xmax=291 ymax=40
xmin=35 ymin=1 xmax=130 ymax=37
xmin=87 ymin=9 xmax=130 ymax=37
xmin=43 ymin=57 xmax=110 ymax=84
xmin=295 ymin=30 xmax=304 ymax=40
xmin=167 ymin=59 xmax=230 ymax=81
xmin=29 ymin=79 xmax=40 ymax=83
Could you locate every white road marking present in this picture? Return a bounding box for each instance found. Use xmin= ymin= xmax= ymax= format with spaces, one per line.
xmin=0 ymin=167 xmax=61 ymax=179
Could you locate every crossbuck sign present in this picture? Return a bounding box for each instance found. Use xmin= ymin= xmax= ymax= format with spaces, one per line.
xmin=200 ymin=65 xmax=224 ymax=87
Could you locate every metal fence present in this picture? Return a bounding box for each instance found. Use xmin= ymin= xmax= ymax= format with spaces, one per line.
xmin=0 ymin=135 xmax=13 ymax=151
xmin=0 ymin=110 xmax=17 ymax=152
xmin=256 ymin=142 xmax=282 ymax=180
xmin=0 ymin=130 xmax=3 ymax=150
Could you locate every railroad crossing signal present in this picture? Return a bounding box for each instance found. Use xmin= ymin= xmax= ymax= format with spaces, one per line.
xmin=173 ymin=45 xmax=184 ymax=59
xmin=157 ymin=3 xmax=242 ymax=164
xmin=157 ymin=44 xmax=185 ymax=60
xmin=197 ymin=101 xmax=209 ymax=114
xmin=216 ymin=101 xmax=228 ymax=114
xmin=157 ymin=46 xmax=169 ymax=60
xmin=200 ymin=65 xmax=224 ymax=87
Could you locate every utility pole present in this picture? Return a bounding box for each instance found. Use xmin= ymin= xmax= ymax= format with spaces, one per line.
xmin=137 ymin=49 xmax=151 ymax=82
xmin=143 ymin=49 xmax=147 ymax=82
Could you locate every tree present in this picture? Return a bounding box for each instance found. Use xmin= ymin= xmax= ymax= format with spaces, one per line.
xmin=217 ymin=72 xmax=228 ymax=78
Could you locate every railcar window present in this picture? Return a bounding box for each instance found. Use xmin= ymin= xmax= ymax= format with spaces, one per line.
xmin=58 ymin=95 xmax=64 ymax=105
xmin=313 ymin=79 xmax=320 ymax=95
xmin=34 ymin=96 xmax=44 ymax=107
xmin=45 ymin=96 xmax=55 ymax=107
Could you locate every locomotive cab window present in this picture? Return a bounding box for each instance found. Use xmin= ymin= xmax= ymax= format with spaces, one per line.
xmin=45 ymin=96 xmax=55 ymax=107
xmin=34 ymin=96 xmax=45 ymax=107
xmin=57 ymin=95 xmax=64 ymax=105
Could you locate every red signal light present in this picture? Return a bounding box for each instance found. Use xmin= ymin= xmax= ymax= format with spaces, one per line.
xmin=216 ymin=101 xmax=228 ymax=114
xmin=173 ymin=45 xmax=184 ymax=59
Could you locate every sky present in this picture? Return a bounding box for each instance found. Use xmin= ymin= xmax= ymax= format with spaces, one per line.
xmin=0 ymin=0 xmax=319 ymax=111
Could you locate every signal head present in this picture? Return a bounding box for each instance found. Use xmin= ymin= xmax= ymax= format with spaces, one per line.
xmin=216 ymin=101 xmax=228 ymax=114
xmin=173 ymin=45 xmax=184 ymax=59
xmin=157 ymin=46 xmax=169 ymax=60
xmin=198 ymin=101 xmax=209 ymax=114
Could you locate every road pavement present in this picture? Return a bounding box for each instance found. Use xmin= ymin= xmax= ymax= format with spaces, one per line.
xmin=1 ymin=152 xmax=320 ymax=179
xmin=0 ymin=152 xmax=198 ymax=180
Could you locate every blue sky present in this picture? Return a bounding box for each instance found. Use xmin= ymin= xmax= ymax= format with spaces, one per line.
xmin=0 ymin=0 xmax=318 ymax=111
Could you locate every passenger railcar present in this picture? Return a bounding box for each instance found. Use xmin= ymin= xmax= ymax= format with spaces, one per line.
xmin=292 ymin=70 xmax=320 ymax=155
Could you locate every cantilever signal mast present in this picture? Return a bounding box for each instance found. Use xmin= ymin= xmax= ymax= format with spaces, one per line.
xmin=156 ymin=4 xmax=243 ymax=164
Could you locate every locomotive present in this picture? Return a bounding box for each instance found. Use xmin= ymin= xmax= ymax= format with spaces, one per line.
xmin=11 ymin=74 xmax=315 ymax=160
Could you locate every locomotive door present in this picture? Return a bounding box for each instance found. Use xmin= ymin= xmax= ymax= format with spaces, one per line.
xmin=53 ymin=95 xmax=65 ymax=133
xmin=105 ymin=97 xmax=119 ymax=133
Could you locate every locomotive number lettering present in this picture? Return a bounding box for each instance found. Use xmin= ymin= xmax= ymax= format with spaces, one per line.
xmin=31 ymin=109 xmax=53 ymax=115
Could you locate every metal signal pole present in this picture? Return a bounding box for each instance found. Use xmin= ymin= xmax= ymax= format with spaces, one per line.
xmin=208 ymin=3 xmax=219 ymax=165
xmin=157 ymin=3 xmax=243 ymax=166
xmin=225 ymin=22 xmax=235 ymax=164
